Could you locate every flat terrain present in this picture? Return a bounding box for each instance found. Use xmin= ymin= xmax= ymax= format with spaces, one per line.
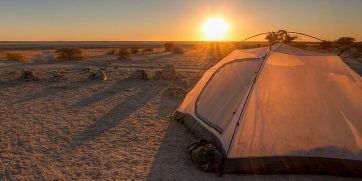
xmin=0 ymin=42 xmax=361 ymax=180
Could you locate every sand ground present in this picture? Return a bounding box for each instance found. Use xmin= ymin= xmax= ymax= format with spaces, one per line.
xmin=0 ymin=44 xmax=361 ymax=180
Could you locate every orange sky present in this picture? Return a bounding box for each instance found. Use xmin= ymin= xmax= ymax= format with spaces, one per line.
xmin=0 ymin=0 xmax=361 ymax=41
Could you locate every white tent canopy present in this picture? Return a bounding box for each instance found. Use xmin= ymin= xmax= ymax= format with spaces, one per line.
xmin=175 ymin=44 xmax=362 ymax=175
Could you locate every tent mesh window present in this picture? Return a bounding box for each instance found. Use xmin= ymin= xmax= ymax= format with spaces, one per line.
xmin=195 ymin=58 xmax=261 ymax=133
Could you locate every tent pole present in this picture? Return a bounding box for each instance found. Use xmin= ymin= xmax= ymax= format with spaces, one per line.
xmin=239 ymin=32 xmax=270 ymax=43
xmin=287 ymin=31 xmax=325 ymax=42
xmin=224 ymin=45 xmax=273 ymax=159
xmin=240 ymin=31 xmax=362 ymax=65
xmin=239 ymin=31 xmax=326 ymax=44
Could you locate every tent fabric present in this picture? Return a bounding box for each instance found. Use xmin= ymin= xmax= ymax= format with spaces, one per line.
xmin=175 ymin=44 xmax=362 ymax=175
xmin=196 ymin=58 xmax=261 ymax=133
xmin=229 ymin=51 xmax=362 ymax=159
xmin=176 ymin=45 xmax=272 ymax=153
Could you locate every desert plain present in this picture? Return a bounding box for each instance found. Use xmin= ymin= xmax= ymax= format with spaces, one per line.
xmin=0 ymin=42 xmax=361 ymax=180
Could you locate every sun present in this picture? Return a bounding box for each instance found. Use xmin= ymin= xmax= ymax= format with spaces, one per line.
xmin=202 ymin=17 xmax=229 ymax=41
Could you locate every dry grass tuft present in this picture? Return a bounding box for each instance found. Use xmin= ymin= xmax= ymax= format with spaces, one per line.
xmin=55 ymin=47 xmax=83 ymax=60
xmin=172 ymin=46 xmax=184 ymax=54
xmin=6 ymin=52 xmax=26 ymax=62
xmin=106 ymin=49 xmax=117 ymax=55
xmin=118 ymin=48 xmax=131 ymax=60
xmin=163 ymin=42 xmax=184 ymax=54
xmin=164 ymin=42 xmax=175 ymax=52
xmin=143 ymin=48 xmax=153 ymax=52
xmin=130 ymin=47 xmax=139 ymax=54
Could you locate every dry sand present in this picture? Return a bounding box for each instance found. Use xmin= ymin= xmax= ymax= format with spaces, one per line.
xmin=0 ymin=43 xmax=361 ymax=180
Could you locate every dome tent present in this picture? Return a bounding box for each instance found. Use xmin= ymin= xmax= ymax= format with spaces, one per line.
xmin=174 ymin=43 xmax=362 ymax=175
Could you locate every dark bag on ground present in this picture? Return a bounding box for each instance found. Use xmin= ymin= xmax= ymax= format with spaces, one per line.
xmin=187 ymin=139 xmax=224 ymax=172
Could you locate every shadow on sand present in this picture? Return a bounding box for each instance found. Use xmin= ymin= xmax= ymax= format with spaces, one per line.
xmin=71 ymin=80 xmax=162 ymax=146
xmin=146 ymin=119 xmax=202 ymax=180
xmin=147 ymin=90 xmax=204 ymax=180
xmin=15 ymin=80 xmax=100 ymax=104
xmin=0 ymin=80 xmax=23 ymax=90
xmin=72 ymin=80 xmax=131 ymax=108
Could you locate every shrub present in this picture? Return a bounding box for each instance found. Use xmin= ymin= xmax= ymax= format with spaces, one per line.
xmin=106 ymin=49 xmax=116 ymax=55
xmin=265 ymin=30 xmax=297 ymax=44
xmin=265 ymin=32 xmax=279 ymax=44
xmin=172 ymin=46 xmax=184 ymax=54
xmin=118 ymin=48 xmax=130 ymax=60
xmin=55 ymin=47 xmax=83 ymax=60
xmin=335 ymin=37 xmax=355 ymax=47
xmin=6 ymin=52 xmax=25 ymax=62
xmin=143 ymin=48 xmax=153 ymax=52
xmin=130 ymin=47 xmax=139 ymax=54
xmin=164 ymin=42 xmax=175 ymax=52
xmin=283 ymin=34 xmax=297 ymax=44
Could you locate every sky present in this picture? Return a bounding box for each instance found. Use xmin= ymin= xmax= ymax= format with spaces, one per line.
xmin=0 ymin=0 xmax=361 ymax=41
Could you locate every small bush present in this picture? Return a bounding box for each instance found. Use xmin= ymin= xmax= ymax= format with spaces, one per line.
xmin=118 ymin=48 xmax=130 ymax=60
xmin=172 ymin=46 xmax=184 ymax=54
xmin=143 ymin=48 xmax=153 ymax=52
xmin=6 ymin=52 xmax=25 ymax=62
xmin=335 ymin=37 xmax=355 ymax=47
xmin=164 ymin=42 xmax=175 ymax=52
xmin=130 ymin=47 xmax=139 ymax=54
xmin=106 ymin=49 xmax=116 ymax=55
xmin=55 ymin=47 xmax=83 ymax=60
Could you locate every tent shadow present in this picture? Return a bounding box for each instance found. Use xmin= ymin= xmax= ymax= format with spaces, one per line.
xmin=146 ymin=117 xmax=200 ymax=180
xmin=146 ymin=120 xmax=357 ymax=180
xmin=147 ymin=95 xmax=358 ymax=180
xmin=147 ymin=93 xmax=206 ymax=180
